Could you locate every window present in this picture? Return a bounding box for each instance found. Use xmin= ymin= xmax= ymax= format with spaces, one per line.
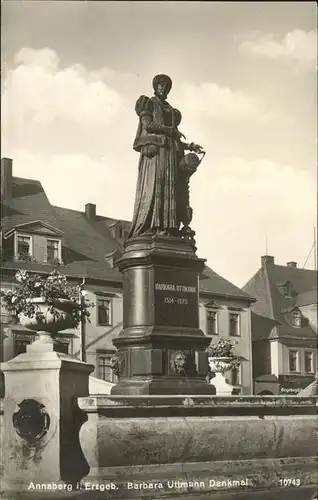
xmin=14 ymin=337 xmax=67 ymax=356
xmin=98 ymin=354 xmax=117 ymax=383
xmin=289 ymin=350 xmax=299 ymax=372
xmin=46 ymin=239 xmax=60 ymax=262
xmin=229 ymin=312 xmax=240 ymax=336
xmin=304 ymin=352 xmax=314 ymax=373
xmin=14 ymin=339 xmax=31 ymax=356
xmin=291 ymin=310 xmax=301 ymax=327
xmin=284 ymin=283 xmax=293 ymax=298
xmin=17 ymin=235 xmax=31 ymax=257
xmin=55 ymin=342 xmax=69 ymax=354
xmin=97 ymin=298 xmax=112 ymax=326
xmin=207 ymin=310 xmax=218 ymax=335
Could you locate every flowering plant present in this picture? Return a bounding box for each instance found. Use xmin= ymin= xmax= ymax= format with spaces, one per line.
xmin=206 ymin=337 xmax=242 ymax=368
xmin=1 ymin=270 xmax=93 ymax=327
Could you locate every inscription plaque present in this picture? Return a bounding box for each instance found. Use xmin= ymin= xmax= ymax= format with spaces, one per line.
xmin=154 ymin=268 xmax=199 ymax=328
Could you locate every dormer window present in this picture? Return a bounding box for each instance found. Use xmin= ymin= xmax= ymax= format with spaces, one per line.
xmin=284 ymin=282 xmax=293 ymax=298
xmin=4 ymin=221 xmax=63 ymax=264
xmin=108 ymin=220 xmax=130 ymax=244
xmin=278 ymin=281 xmax=294 ymax=298
xmin=291 ymin=309 xmax=301 ymax=327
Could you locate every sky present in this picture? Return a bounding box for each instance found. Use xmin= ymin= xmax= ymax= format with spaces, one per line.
xmin=1 ymin=1 xmax=317 ymax=287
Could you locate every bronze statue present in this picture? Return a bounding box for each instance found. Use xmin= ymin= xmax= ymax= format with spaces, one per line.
xmin=128 ymin=74 xmax=205 ymax=241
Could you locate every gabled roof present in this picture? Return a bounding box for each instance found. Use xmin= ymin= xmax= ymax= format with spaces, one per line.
xmin=199 ymin=266 xmax=254 ymax=302
xmin=297 ymin=288 xmax=317 ymax=307
xmin=1 ymin=171 xmax=254 ymax=302
xmin=243 ymin=258 xmax=317 ymax=341
xmin=243 ymin=267 xmax=273 ymax=318
xmin=1 ymin=177 xmax=61 ymax=232
xmin=281 ymin=306 xmax=300 ymax=313
xmin=250 ymin=312 xmax=280 ymax=341
xmin=1 ymin=176 xmax=122 ymax=282
xmin=268 ymin=264 xmax=317 ymax=294
xmin=4 ymin=220 xmax=63 ymax=238
xmin=52 ymin=206 xmax=120 ymax=265
xmin=108 ymin=219 xmax=131 ymax=229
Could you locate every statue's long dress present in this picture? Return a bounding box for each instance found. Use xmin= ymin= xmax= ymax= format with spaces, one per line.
xmin=128 ymin=96 xmax=181 ymax=237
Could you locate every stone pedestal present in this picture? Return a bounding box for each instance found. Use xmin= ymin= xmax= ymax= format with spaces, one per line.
xmin=111 ymin=234 xmax=214 ymax=395
xmin=1 ymin=339 xmax=94 ymax=492
xmin=208 ymin=358 xmax=236 ymax=396
xmin=209 ymin=373 xmax=235 ymax=395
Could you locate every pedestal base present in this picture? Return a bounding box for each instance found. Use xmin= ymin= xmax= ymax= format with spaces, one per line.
xmin=111 ymin=234 xmax=214 ymax=395
xmin=112 ymin=376 xmax=216 ymax=396
xmin=210 ymin=373 xmax=235 ymax=396
xmin=0 ymin=341 xmax=94 ymax=491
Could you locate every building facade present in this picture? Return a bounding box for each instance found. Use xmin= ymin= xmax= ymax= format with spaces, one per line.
xmin=243 ymin=255 xmax=317 ymax=395
xmin=1 ymin=157 xmax=254 ymax=394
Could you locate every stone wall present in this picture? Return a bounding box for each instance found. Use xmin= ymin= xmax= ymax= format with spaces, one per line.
xmin=1 ymin=374 xmax=317 ymax=499
xmin=77 ymin=395 xmax=317 ymax=499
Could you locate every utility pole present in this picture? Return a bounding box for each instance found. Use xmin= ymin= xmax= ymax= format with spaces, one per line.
xmin=79 ymin=277 xmax=86 ymax=362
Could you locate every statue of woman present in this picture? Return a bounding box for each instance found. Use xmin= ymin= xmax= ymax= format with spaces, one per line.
xmin=128 ymin=74 xmax=204 ymax=239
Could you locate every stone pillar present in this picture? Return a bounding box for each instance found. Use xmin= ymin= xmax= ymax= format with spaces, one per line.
xmin=1 ymin=338 xmax=94 ymax=493
xmin=111 ymin=234 xmax=215 ymax=395
xmin=209 ymin=373 xmax=235 ymax=396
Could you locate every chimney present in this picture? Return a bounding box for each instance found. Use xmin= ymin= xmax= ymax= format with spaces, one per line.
xmin=287 ymin=261 xmax=297 ymax=268
xmin=261 ymin=255 xmax=274 ymax=267
xmin=85 ymin=203 xmax=96 ymax=220
xmin=1 ymin=158 xmax=13 ymax=200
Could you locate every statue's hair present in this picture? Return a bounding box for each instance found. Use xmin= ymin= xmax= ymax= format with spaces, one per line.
xmin=152 ymin=74 xmax=172 ymax=92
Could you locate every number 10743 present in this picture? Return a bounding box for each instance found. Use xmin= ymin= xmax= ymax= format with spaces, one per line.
xmin=279 ymin=479 xmax=301 ymax=487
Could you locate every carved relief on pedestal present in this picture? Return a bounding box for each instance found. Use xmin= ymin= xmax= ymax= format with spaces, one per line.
xmin=170 ymin=350 xmax=188 ymax=375
xmin=13 ymin=399 xmax=50 ymax=443
xmin=12 ymin=399 xmax=51 ymax=467
xmin=110 ymin=351 xmax=126 ymax=377
xmin=170 ymin=350 xmax=198 ymax=377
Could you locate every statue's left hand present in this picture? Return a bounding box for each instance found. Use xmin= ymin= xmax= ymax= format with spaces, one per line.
xmin=190 ymin=143 xmax=204 ymax=154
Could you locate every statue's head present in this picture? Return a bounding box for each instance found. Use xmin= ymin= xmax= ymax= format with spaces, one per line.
xmin=153 ymin=74 xmax=172 ymax=99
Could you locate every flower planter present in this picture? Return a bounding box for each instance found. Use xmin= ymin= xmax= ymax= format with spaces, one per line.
xmin=208 ymin=356 xmax=235 ymax=396
xmin=18 ymin=298 xmax=78 ymax=339
xmin=2 ymin=270 xmax=93 ymax=350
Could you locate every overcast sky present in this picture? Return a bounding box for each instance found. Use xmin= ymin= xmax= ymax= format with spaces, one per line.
xmin=1 ymin=1 xmax=317 ymax=287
